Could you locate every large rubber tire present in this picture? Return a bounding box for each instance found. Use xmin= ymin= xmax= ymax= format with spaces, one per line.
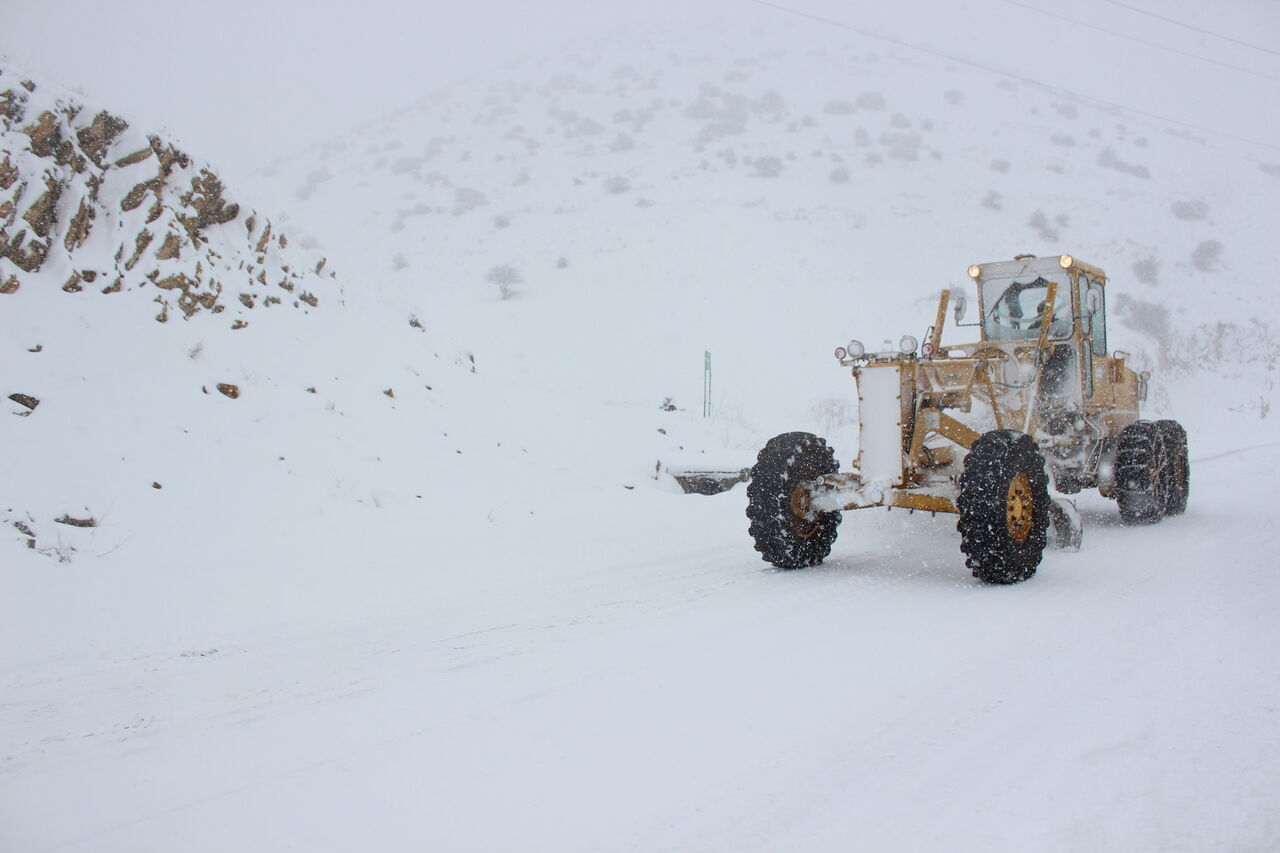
xmin=746 ymin=432 xmax=841 ymax=569
xmin=1156 ymin=419 xmax=1190 ymax=516
xmin=957 ymin=430 xmax=1051 ymax=584
xmin=1115 ymin=421 xmax=1169 ymax=525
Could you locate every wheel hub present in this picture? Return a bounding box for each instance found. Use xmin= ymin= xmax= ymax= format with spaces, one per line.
xmin=790 ymin=484 xmax=820 ymax=539
xmin=1006 ymin=472 xmax=1034 ymax=543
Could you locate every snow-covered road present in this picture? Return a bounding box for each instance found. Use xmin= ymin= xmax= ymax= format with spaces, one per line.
xmin=6 ymin=441 xmax=1277 ymax=852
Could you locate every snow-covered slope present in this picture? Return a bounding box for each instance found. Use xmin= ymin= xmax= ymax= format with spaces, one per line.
xmin=3 ymin=7 xmax=1279 ymax=851
xmin=253 ymin=14 xmax=1280 ymax=449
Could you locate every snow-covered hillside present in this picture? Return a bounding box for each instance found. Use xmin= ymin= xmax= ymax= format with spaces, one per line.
xmin=3 ymin=5 xmax=1279 ymax=851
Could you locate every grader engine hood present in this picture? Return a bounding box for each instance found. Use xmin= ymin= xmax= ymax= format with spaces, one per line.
xmin=855 ymin=364 xmax=907 ymax=489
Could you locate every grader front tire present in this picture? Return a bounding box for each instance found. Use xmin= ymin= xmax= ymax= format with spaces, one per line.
xmin=957 ymin=430 xmax=1051 ymax=585
xmin=746 ymin=432 xmax=841 ymax=569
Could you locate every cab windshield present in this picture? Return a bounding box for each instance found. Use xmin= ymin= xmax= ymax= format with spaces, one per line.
xmin=980 ymin=273 xmax=1072 ymax=342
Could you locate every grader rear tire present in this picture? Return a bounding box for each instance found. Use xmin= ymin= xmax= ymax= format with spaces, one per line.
xmin=1115 ymin=421 xmax=1169 ymax=525
xmin=1156 ymin=419 xmax=1190 ymax=516
xmin=746 ymin=432 xmax=841 ymax=569
xmin=957 ymin=430 xmax=1051 ymax=585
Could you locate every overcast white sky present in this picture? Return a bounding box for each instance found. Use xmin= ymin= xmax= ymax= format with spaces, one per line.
xmin=3 ymin=0 xmax=1278 ymax=186
xmin=0 ymin=0 xmax=744 ymax=184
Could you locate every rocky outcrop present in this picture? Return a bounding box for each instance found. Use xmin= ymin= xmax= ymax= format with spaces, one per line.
xmin=0 ymin=66 xmax=334 ymax=325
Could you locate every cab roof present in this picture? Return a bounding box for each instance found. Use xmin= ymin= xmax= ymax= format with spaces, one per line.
xmin=970 ymin=254 xmax=1107 ymax=283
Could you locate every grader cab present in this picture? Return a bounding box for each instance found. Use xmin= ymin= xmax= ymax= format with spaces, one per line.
xmin=746 ymin=254 xmax=1190 ymax=584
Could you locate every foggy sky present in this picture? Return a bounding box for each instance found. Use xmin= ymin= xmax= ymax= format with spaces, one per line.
xmin=3 ymin=0 xmax=1277 ymax=188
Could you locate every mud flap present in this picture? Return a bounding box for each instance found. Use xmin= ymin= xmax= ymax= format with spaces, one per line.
xmin=1047 ymin=497 xmax=1083 ymax=551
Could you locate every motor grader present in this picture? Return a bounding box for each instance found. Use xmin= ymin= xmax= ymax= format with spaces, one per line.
xmin=746 ymin=253 xmax=1190 ymax=584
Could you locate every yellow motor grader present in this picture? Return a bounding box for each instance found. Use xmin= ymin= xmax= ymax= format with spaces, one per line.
xmin=746 ymin=253 xmax=1190 ymax=584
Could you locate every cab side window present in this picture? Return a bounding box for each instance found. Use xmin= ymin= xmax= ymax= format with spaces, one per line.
xmin=1084 ymin=277 xmax=1107 ymax=357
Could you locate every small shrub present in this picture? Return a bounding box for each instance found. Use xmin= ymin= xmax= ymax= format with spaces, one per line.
xmin=1171 ymin=199 xmax=1208 ymax=221
xmin=453 ymin=187 xmax=487 ymax=215
xmin=487 ymin=265 xmax=523 ymax=299
xmin=1191 ymin=240 xmax=1224 ymax=272
xmin=855 ymin=91 xmax=886 ymax=110
xmin=1132 ymin=257 xmax=1159 ymax=285
xmin=752 ymin=155 xmax=784 ymax=177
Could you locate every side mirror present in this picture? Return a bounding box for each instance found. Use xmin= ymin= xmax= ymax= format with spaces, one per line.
xmin=951 ymin=291 xmax=967 ymax=323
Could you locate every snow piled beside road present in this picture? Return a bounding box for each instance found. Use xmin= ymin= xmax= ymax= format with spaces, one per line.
xmin=4 ymin=5 xmax=1280 ymax=851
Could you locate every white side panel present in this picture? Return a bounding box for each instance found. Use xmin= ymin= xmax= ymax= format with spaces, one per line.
xmin=857 ymin=365 xmax=904 ymax=488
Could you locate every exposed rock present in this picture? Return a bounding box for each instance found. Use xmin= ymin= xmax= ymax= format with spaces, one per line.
xmin=113 ymin=146 xmax=153 ymax=168
xmin=178 ymin=169 xmax=239 ymax=241
xmin=9 ymin=393 xmax=39 ymax=410
xmin=3 ymin=228 xmax=49 ymax=272
xmin=125 ymin=229 xmax=154 ymax=270
xmin=0 ymin=153 xmax=16 ymax=189
xmin=75 ymin=110 xmax=128 ymax=167
xmin=64 ymin=196 xmax=95 ymax=250
xmin=1 ymin=70 xmax=330 ymax=324
xmin=23 ymin=110 xmax=63 ymax=158
xmin=13 ymin=519 xmax=36 ymax=549
xmin=155 ymin=231 xmax=182 ymax=260
xmin=217 ymin=383 xmax=240 ymax=398
xmin=155 ymin=273 xmax=218 ymax=317
xmin=0 ymin=86 xmax=26 ymax=122
xmin=23 ymin=174 xmax=63 ymax=238
xmin=54 ymin=514 xmax=96 ymax=528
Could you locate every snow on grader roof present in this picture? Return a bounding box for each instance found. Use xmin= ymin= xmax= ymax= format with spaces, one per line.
xmin=746 ymin=253 xmax=1190 ymax=584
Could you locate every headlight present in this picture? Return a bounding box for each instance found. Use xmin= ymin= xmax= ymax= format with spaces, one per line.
xmin=967 ymin=264 xmax=981 ymax=279
xmin=1059 ymin=254 xmax=1073 ymax=269
xmin=899 ymin=335 xmax=918 ymax=355
xmin=846 ymin=339 xmax=865 ymax=359
xmin=834 ymin=346 xmax=847 ymax=360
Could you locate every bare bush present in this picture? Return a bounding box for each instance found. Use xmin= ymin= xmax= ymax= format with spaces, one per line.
xmin=1191 ymin=240 xmax=1224 ymax=272
xmin=752 ymin=155 xmax=784 ymax=177
xmin=1132 ymin=257 xmax=1159 ymax=285
xmin=487 ymin=265 xmax=523 ymax=300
